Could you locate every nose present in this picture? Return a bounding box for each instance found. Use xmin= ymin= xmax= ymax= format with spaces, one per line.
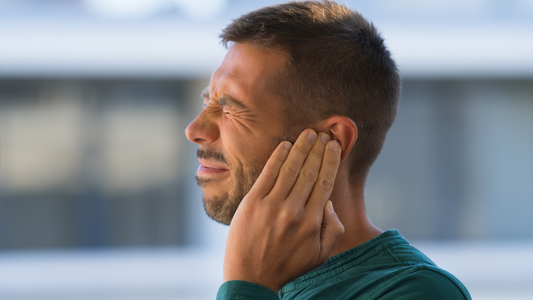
xmin=185 ymin=111 xmax=220 ymax=145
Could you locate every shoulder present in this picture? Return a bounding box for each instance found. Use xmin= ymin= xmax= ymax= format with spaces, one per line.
xmin=378 ymin=266 xmax=471 ymax=300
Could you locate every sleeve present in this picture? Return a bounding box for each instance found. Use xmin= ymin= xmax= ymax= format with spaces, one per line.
xmin=216 ymin=280 xmax=281 ymax=300
xmin=378 ymin=269 xmax=471 ymax=300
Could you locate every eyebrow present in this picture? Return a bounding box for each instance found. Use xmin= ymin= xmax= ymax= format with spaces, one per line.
xmin=200 ymin=87 xmax=249 ymax=110
xmin=218 ymin=95 xmax=248 ymax=109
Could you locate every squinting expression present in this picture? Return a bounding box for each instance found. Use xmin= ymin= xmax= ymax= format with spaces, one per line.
xmin=185 ymin=42 xmax=291 ymax=225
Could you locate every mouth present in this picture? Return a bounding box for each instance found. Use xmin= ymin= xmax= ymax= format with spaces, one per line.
xmin=197 ymin=158 xmax=230 ymax=176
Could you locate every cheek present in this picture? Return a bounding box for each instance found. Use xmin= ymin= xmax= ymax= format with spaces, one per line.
xmin=219 ymin=119 xmax=279 ymax=171
xmin=220 ymin=125 xmax=251 ymax=168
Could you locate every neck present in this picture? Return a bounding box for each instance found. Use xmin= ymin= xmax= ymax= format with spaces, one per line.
xmin=328 ymin=173 xmax=383 ymax=258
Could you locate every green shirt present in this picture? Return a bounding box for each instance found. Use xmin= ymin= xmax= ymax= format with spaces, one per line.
xmin=217 ymin=230 xmax=471 ymax=300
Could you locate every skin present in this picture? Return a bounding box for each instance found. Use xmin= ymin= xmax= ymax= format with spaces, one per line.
xmin=185 ymin=43 xmax=289 ymax=225
xmin=185 ymin=42 xmax=383 ymax=292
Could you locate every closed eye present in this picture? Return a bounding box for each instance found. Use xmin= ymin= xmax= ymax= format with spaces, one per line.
xmin=218 ymin=95 xmax=248 ymax=110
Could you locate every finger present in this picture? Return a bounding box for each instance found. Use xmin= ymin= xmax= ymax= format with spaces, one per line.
xmin=318 ymin=200 xmax=344 ymax=263
xmin=305 ymin=140 xmax=341 ymax=210
xmin=286 ymin=132 xmax=330 ymax=206
xmin=248 ymin=141 xmax=292 ymax=198
xmin=267 ymin=129 xmax=318 ymax=201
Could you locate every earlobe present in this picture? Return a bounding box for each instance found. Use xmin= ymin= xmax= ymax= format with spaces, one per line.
xmin=314 ymin=116 xmax=357 ymax=163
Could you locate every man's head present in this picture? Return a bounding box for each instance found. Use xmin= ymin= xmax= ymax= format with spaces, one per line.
xmin=221 ymin=0 xmax=401 ymax=181
xmin=186 ymin=0 xmax=401 ymax=224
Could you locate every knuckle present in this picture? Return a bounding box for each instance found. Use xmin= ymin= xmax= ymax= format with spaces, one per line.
xmin=237 ymin=200 xmax=254 ymax=216
xmin=327 ymin=155 xmax=339 ymax=166
xmin=261 ymin=169 xmax=278 ymax=180
xmin=310 ymin=147 xmax=324 ymax=159
xmin=262 ymin=199 xmax=279 ymax=212
xmin=302 ymin=168 xmax=318 ymax=183
xmin=319 ymin=175 xmax=335 ymax=193
xmin=278 ymin=207 xmax=301 ymax=225
xmin=272 ymin=152 xmax=285 ymax=163
xmin=295 ymin=143 xmax=309 ymax=155
xmin=284 ymin=164 xmax=300 ymax=177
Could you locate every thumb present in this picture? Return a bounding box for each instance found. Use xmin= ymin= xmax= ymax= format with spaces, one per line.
xmin=318 ymin=200 xmax=344 ymax=262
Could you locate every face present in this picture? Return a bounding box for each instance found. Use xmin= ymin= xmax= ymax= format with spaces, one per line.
xmin=185 ymin=42 xmax=290 ymax=225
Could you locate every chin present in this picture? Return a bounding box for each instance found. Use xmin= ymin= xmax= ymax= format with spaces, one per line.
xmin=201 ymin=192 xmax=238 ymax=226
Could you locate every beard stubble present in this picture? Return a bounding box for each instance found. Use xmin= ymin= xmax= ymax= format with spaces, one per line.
xmin=195 ymin=130 xmax=297 ymax=225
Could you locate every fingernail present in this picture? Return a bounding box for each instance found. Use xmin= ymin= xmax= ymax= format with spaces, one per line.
xmin=329 ymin=140 xmax=340 ymax=151
xmin=320 ymin=133 xmax=330 ymax=144
xmin=284 ymin=141 xmax=292 ymax=150
xmin=307 ymin=130 xmax=317 ymax=142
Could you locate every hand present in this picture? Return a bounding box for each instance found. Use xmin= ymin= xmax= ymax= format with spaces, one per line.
xmin=223 ymin=129 xmax=345 ymax=292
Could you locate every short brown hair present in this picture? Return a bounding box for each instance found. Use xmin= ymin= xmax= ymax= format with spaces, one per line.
xmin=220 ymin=0 xmax=401 ymax=181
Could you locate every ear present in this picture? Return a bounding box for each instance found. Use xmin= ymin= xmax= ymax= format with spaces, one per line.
xmin=312 ymin=116 xmax=357 ymax=163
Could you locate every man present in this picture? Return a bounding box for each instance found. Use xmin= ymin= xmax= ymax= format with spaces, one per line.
xmin=185 ymin=1 xmax=471 ymax=299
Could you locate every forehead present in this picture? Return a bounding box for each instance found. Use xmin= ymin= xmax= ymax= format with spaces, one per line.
xmin=209 ymin=42 xmax=287 ymax=109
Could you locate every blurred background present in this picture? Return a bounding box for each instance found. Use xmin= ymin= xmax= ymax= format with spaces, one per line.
xmin=0 ymin=0 xmax=531 ymax=299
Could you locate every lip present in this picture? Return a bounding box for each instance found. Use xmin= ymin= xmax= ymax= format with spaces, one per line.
xmin=197 ymin=158 xmax=229 ymax=175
